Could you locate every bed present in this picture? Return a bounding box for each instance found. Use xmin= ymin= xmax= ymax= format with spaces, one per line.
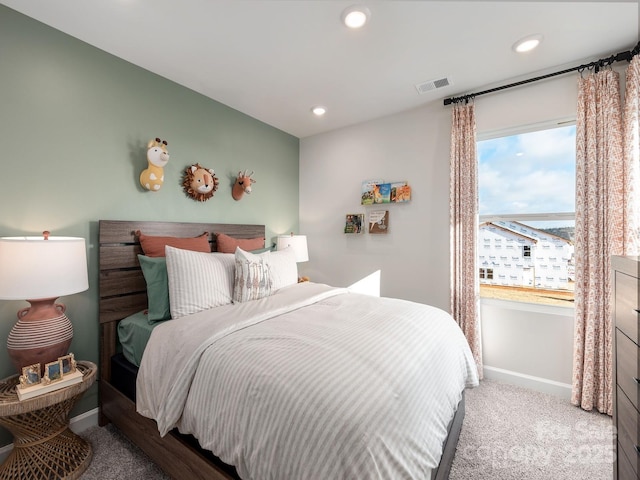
xmin=98 ymin=219 xmax=478 ymax=480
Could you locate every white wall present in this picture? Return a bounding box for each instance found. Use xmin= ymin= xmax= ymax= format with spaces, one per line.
xmin=300 ymin=68 xmax=591 ymax=304
xmin=481 ymin=301 xmax=574 ymax=398
xmin=300 ymin=101 xmax=452 ymax=311
xmin=300 ymin=63 xmax=627 ymax=396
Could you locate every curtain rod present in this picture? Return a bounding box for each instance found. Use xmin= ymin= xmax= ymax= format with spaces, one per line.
xmin=443 ymin=41 xmax=640 ymax=106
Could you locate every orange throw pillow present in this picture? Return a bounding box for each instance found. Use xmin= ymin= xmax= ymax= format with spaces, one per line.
xmin=215 ymin=232 xmax=265 ymax=253
xmin=136 ymin=231 xmax=211 ymax=257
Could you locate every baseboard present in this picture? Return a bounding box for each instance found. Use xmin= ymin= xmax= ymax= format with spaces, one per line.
xmin=0 ymin=444 xmax=10 ymax=465
xmin=0 ymin=407 xmax=99 ymax=464
xmin=483 ymin=365 xmax=572 ymax=400
xmin=69 ymin=407 xmax=100 ymax=434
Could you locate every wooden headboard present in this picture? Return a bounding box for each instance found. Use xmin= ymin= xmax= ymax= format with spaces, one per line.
xmin=98 ymin=220 xmax=265 ymax=383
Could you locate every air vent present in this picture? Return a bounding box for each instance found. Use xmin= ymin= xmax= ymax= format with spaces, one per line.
xmin=415 ymin=77 xmax=451 ymax=94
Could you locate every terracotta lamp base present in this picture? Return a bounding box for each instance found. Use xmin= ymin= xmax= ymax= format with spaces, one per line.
xmin=7 ymin=298 xmax=73 ymax=375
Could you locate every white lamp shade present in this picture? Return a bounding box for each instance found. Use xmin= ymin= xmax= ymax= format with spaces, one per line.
xmin=0 ymin=236 xmax=89 ymax=300
xmin=276 ymin=235 xmax=309 ymax=263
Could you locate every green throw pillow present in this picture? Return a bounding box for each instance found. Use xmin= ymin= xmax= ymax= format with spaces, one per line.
xmin=138 ymin=255 xmax=171 ymax=323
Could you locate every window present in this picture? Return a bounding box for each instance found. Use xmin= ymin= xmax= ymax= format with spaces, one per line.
xmin=478 ymin=122 xmax=575 ymax=307
xmin=479 ymin=268 xmax=494 ymax=280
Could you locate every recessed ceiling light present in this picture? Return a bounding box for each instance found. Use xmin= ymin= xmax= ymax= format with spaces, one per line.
xmin=513 ymin=34 xmax=543 ymax=53
xmin=311 ymin=106 xmax=326 ymax=116
xmin=341 ymin=5 xmax=371 ymax=29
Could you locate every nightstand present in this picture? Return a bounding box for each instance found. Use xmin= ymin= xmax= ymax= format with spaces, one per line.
xmin=0 ymin=360 xmax=97 ymax=480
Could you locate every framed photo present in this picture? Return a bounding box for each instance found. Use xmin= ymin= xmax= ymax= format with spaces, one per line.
xmin=60 ymin=353 xmax=76 ymax=375
xmin=43 ymin=360 xmax=63 ymax=384
xmin=20 ymin=363 xmax=41 ymax=387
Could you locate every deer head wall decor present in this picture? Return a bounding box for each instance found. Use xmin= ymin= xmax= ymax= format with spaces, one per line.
xmin=232 ymin=170 xmax=256 ymax=201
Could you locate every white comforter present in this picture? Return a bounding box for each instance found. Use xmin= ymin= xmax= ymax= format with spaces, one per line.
xmin=137 ymin=282 xmax=479 ymax=480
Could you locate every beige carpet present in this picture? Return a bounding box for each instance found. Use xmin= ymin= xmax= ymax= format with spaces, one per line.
xmin=449 ymin=379 xmax=612 ymax=480
xmin=79 ymin=379 xmax=613 ymax=479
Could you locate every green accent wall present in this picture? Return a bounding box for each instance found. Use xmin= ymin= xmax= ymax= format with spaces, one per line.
xmin=0 ymin=6 xmax=299 ymax=448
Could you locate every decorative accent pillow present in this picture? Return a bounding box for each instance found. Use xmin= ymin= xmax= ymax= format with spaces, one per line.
xmin=233 ymin=248 xmax=273 ymax=303
xmin=269 ymin=247 xmax=298 ymax=290
xmin=136 ymin=231 xmax=210 ymax=257
xmin=165 ymin=246 xmax=235 ymax=319
xmin=138 ymin=255 xmax=171 ymax=323
xmin=216 ymin=232 xmax=265 ymax=254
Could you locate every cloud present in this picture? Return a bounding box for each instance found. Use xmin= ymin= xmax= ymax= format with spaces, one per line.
xmin=478 ymin=125 xmax=576 ymax=215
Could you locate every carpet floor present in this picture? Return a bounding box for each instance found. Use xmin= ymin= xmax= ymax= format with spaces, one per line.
xmin=448 ymin=379 xmax=612 ymax=480
xmin=79 ymin=379 xmax=613 ymax=479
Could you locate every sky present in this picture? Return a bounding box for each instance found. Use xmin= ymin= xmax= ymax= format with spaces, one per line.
xmin=478 ymin=124 xmax=576 ymax=216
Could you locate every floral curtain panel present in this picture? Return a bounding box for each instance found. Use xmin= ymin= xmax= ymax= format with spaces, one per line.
xmin=449 ymin=102 xmax=483 ymax=378
xmin=623 ymin=55 xmax=640 ymax=255
xmin=572 ymin=69 xmax=625 ymax=414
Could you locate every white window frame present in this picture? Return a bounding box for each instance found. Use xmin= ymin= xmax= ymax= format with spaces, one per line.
xmin=477 ymin=118 xmax=576 ymax=313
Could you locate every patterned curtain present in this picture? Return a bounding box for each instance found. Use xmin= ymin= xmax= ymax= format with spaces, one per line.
xmin=572 ymin=69 xmax=624 ymax=414
xmin=449 ymin=101 xmax=483 ymax=378
xmin=623 ymin=55 xmax=640 ymax=254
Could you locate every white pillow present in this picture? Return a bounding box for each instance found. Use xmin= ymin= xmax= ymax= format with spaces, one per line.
xmin=165 ymin=246 xmax=235 ymax=319
xmin=269 ymin=247 xmax=298 ymax=290
xmin=233 ymin=248 xmax=273 ymax=302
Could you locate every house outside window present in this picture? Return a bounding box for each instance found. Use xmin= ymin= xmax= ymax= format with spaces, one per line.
xmin=478 ymin=122 xmax=575 ymax=307
xmin=479 ymin=268 xmax=494 ymax=280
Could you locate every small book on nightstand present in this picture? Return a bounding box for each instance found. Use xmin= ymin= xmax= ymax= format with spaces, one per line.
xmin=17 ymin=370 xmax=83 ymax=401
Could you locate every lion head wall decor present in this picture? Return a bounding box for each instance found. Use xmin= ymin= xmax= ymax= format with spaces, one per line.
xmin=182 ymin=163 xmax=219 ymax=202
xmin=140 ymin=137 xmax=170 ymax=191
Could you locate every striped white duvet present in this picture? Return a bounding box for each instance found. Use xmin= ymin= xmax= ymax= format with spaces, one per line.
xmin=137 ymin=282 xmax=479 ymax=480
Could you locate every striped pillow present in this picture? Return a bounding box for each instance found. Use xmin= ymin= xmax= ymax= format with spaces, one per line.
xmin=165 ymin=246 xmax=235 ymax=319
xmin=233 ymin=248 xmax=273 ymax=303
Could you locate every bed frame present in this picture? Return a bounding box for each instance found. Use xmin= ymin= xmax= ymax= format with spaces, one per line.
xmin=98 ymin=219 xmax=465 ymax=480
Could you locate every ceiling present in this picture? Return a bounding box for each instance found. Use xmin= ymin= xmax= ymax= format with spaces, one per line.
xmin=2 ymin=1 xmax=638 ymax=138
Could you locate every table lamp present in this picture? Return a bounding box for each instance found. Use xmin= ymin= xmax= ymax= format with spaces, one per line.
xmin=276 ymin=233 xmax=309 ymax=262
xmin=0 ymin=232 xmax=88 ymax=373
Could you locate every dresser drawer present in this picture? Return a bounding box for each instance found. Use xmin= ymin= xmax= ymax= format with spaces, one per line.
xmin=617 ymin=386 xmax=640 ymax=477
xmin=616 ymin=271 xmax=640 ymax=342
xmin=617 ymin=328 xmax=640 ymax=410
xmin=617 ymin=442 xmax=639 ymax=480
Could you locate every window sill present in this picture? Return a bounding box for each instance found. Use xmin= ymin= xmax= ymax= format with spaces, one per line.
xmin=480 ymin=297 xmax=574 ymax=317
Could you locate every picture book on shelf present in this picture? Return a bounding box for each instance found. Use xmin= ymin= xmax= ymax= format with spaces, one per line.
xmin=344 ymin=214 xmax=364 ymax=234
xmin=373 ymin=183 xmax=391 ymax=204
xmin=362 ymin=180 xmax=411 ymax=204
xmin=369 ymin=210 xmax=389 ymax=234
xmin=390 ymin=182 xmax=411 ymax=203
xmin=361 ymin=179 xmax=384 ymax=205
